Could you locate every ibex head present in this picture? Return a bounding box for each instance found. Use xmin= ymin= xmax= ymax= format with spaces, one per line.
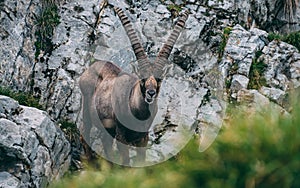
xmin=114 ymin=7 xmax=189 ymax=104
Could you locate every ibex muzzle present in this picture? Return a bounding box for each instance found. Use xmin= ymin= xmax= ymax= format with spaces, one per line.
xmin=79 ymin=6 xmax=189 ymax=166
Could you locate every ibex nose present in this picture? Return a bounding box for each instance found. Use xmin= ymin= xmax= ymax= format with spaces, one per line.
xmin=147 ymin=90 xmax=156 ymax=97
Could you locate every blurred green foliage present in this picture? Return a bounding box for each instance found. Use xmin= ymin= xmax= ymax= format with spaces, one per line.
xmin=268 ymin=31 xmax=300 ymax=51
xmin=0 ymin=86 xmax=43 ymax=109
xmin=50 ymin=92 xmax=300 ymax=188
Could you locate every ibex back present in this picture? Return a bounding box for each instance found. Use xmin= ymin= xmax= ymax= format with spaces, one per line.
xmin=79 ymin=7 xmax=189 ymax=165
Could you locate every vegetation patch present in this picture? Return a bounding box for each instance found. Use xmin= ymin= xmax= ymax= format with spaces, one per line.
xmin=248 ymin=51 xmax=268 ymax=90
xmin=167 ymin=4 xmax=183 ymax=13
xmin=268 ymin=31 xmax=300 ymax=51
xmin=284 ymin=31 xmax=300 ymax=51
xmin=58 ymin=120 xmax=82 ymax=172
xmin=50 ymin=92 xmax=300 ymax=188
xmin=224 ymin=62 xmax=238 ymax=91
xmin=166 ymin=2 xmax=186 ymax=18
xmin=34 ymin=0 xmax=60 ymax=59
xmin=267 ymin=32 xmax=282 ymax=41
xmin=0 ymin=86 xmax=43 ymax=109
xmin=58 ymin=120 xmax=80 ymax=142
xmin=218 ymin=27 xmax=232 ymax=60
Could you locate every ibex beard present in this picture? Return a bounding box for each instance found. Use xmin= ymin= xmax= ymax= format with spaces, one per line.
xmin=79 ymin=7 xmax=189 ymax=166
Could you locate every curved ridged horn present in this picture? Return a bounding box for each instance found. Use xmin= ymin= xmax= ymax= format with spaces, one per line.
xmin=114 ymin=7 xmax=151 ymax=76
xmin=155 ymin=10 xmax=189 ymax=71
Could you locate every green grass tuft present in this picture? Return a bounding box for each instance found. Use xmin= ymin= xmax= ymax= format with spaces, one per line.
xmin=268 ymin=31 xmax=300 ymax=51
xmin=58 ymin=120 xmax=80 ymax=142
xmin=248 ymin=51 xmax=268 ymax=90
xmin=34 ymin=1 xmax=60 ymax=59
xmin=218 ymin=27 xmax=232 ymax=60
xmin=267 ymin=33 xmax=282 ymax=41
xmin=0 ymin=86 xmax=43 ymax=109
xmin=167 ymin=4 xmax=183 ymax=13
xmin=167 ymin=3 xmax=185 ymax=18
xmin=284 ymin=31 xmax=300 ymax=52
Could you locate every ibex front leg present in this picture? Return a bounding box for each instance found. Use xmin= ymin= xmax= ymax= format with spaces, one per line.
xmin=135 ymin=135 xmax=148 ymax=165
xmin=115 ymin=125 xmax=149 ymax=166
xmin=115 ymin=126 xmax=130 ymax=165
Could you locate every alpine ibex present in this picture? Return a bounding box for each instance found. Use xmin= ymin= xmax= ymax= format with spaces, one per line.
xmin=79 ymin=7 xmax=189 ymax=165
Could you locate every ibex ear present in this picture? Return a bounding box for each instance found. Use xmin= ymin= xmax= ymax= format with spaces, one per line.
xmin=130 ymin=62 xmax=141 ymax=78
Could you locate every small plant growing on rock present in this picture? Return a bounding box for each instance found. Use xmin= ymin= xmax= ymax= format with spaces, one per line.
xmin=218 ymin=27 xmax=232 ymax=60
xmin=58 ymin=120 xmax=80 ymax=143
xmin=268 ymin=31 xmax=300 ymax=51
xmin=58 ymin=120 xmax=82 ymax=171
xmin=167 ymin=4 xmax=183 ymax=15
xmin=284 ymin=31 xmax=300 ymax=51
xmin=248 ymin=52 xmax=268 ymax=90
xmin=267 ymin=32 xmax=282 ymax=41
xmin=34 ymin=0 xmax=60 ymax=59
xmin=0 ymin=86 xmax=43 ymax=109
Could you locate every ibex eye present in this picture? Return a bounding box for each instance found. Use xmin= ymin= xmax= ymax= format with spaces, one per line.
xmin=141 ymin=79 xmax=146 ymax=85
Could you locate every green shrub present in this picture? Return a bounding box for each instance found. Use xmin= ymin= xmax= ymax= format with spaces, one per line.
xmin=167 ymin=3 xmax=185 ymax=18
xmin=268 ymin=31 xmax=300 ymax=51
xmin=50 ymin=92 xmax=300 ymax=188
xmin=167 ymin=4 xmax=183 ymax=13
xmin=284 ymin=31 xmax=300 ymax=52
xmin=0 ymin=86 xmax=43 ymax=109
xmin=267 ymin=33 xmax=283 ymax=41
xmin=58 ymin=120 xmax=80 ymax=143
xmin=218 ymin=27 xmax=232 ymax=60
xmin=248 ymin=52 xmax=268 ymax=90
xmin=34 ymin=0 xmax=60 ymax=59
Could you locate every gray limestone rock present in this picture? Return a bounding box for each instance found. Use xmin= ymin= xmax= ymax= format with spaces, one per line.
xmin=261 ymin=41 xmax=300 ymax=91
xmin=207 ymin=0 xmax=300 ymax=32
xmin=0 ymin=95 xmax=71 ymax=188
xmin=230 ymin=74 xmax=249 ymax=93
xmin=253 ymin=40 xmax=300 ymax=108
xmin=260 ymin=86 xmax=287 ymax=106
xmin=220 ymin=25 xmax=268 ymax=80
xmin=0 ymin=0 xmax=39 ymax=91
xmin=237 ymin=88 xmax=289 ymax=116
xmin=1 ymin=0 xmax=299 ymax=127
xmin=0 ymin=172 xmax=20 ymax=188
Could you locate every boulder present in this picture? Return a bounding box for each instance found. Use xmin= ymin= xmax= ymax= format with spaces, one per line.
xmin=262 ymin=41 xmax=300 ymax=91
xmin=207 ymin=0 xmax=300 ymax=33
xmin=0 ymin=95 xmax=71 ymax=187
xmin=219 ymin=24 xmax=268 ymax=98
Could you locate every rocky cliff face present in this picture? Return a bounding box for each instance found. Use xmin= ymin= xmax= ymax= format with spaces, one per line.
xmin=0 ymin=95 xmax=71 ymax=187
xmin=1 ymin=0 xmax=299 ymax=123
xmin=0 ymin=0 xmax=300 ymax=183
